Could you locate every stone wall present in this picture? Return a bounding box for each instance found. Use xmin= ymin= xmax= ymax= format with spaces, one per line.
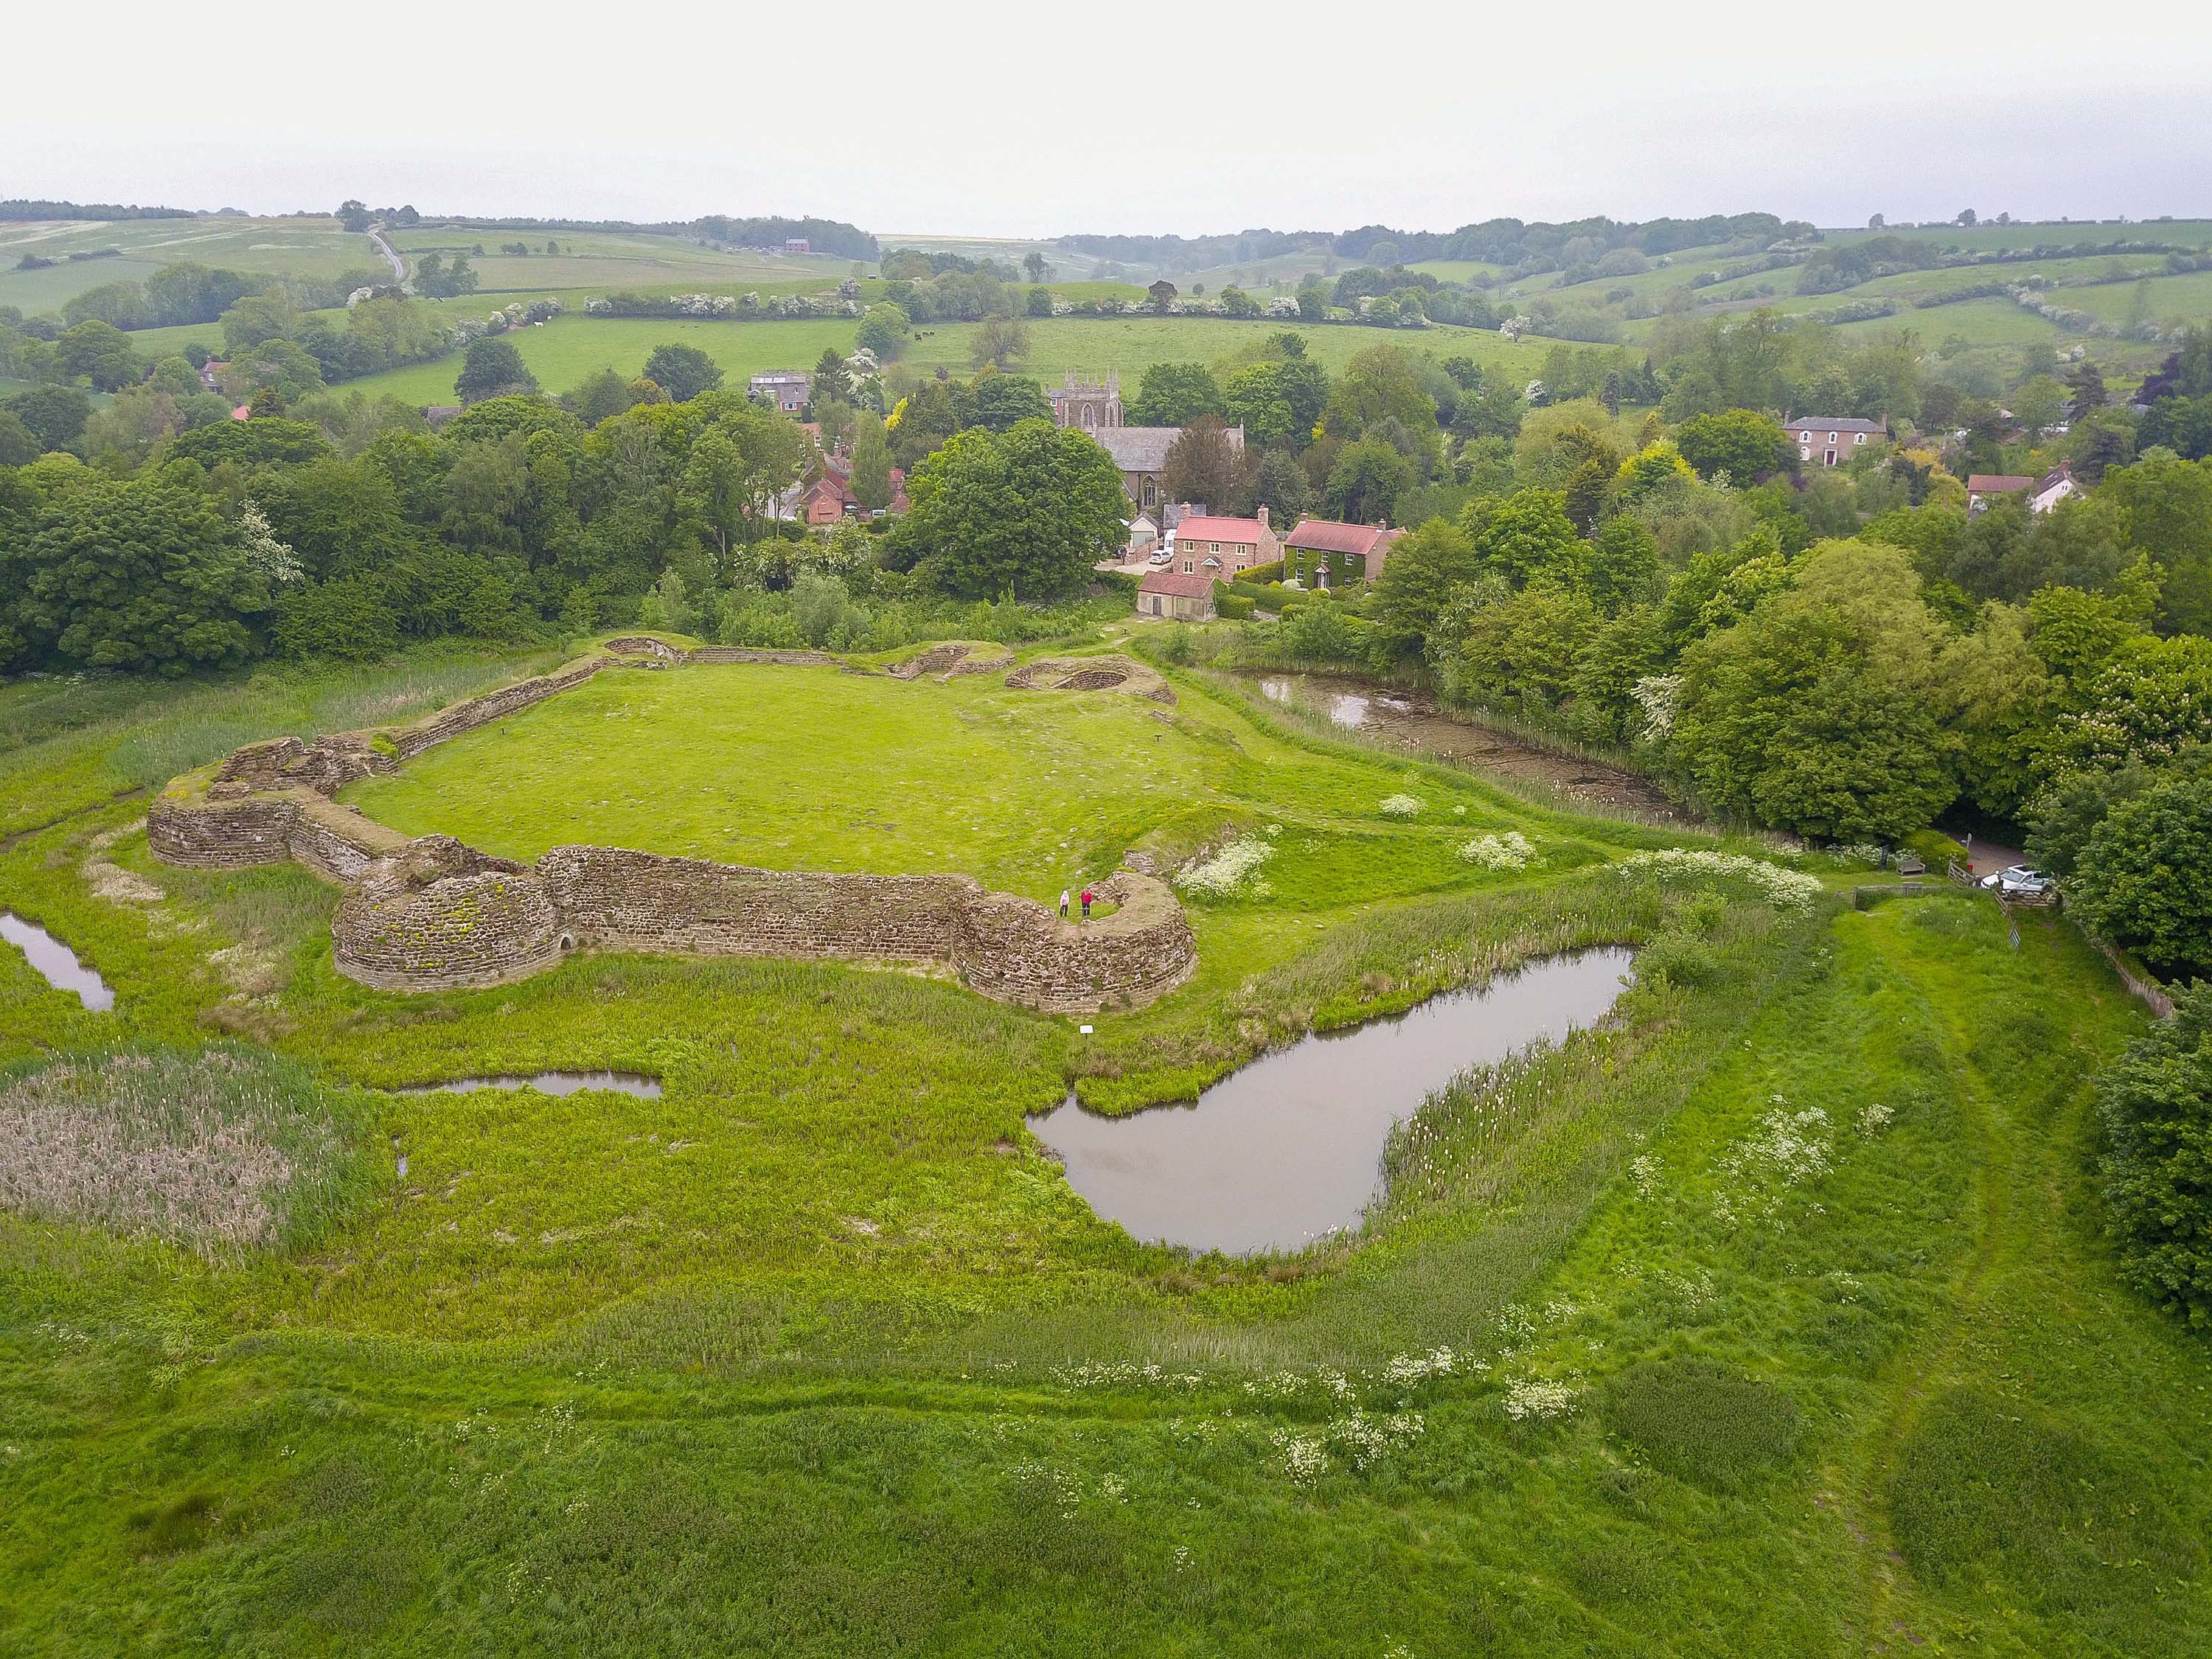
xmin=334 ymin=837 xmax=564 ymax=992
xmin=147 ymin=793 xmax=301 ymax=869
xmin=539 ymin=846 xmax=971 ymax=963
xmin=955 ymin=872 xmax=1195 ymax=1012
xmin=389 ymin=656 xmax=613 ymax=762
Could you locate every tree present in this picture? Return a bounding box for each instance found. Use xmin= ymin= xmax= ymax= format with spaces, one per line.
xmin=0 ymin=410 xmax=38 ymax=467
xmin=1024 ymin=285 xmax=1054 ymax=318
xmin=855 ymin=303 xmax=911 ymax=361
xmin=1323 ymin=346 xmax=1437 ymax=451
xmin=681 ymin=403 xmax=806 ymax=557
xmin=1467 ymin=488 xmax=1582 ymax=588
xmin=1253 ymin=448 xmax=1310 ymax=533
xmin=969 ymin=372 xmax=1050 ymax=433
xmin=1162 ymin=417 xmax=1255 ymax=513
xmin=850 ymin=411 xmax=893 ymax=512
xmin=1371 ymin=518 xmax=1482 ymax=657
xmin=2101 ymin=451 xmax=2212 ymax=634
xmin=1129 ymin=363 xmax=1224 ymax=428
xmin=566 ymin=367 xmax=646 ymax=428
xmin=1671 ymin=603 xmax=1955 ymax=839
xmin=2096 ymin=983 xmax=2212 ymax=1325
xmin=641 ymin=344 xmax=723 ymax=403
xmin=456 ymin=337 xmax=538 ymax=404
xmin=337 ymin=199 xmax=372 ymax=233
xmin=1 ymin=386 xmax=91 ymax=452
xmin=894 ymin=419 xmax=1127 ymax=601
xmin=1023 ymin=251 xmax=1048 ymax=284
xmin=2070 ymin=773 xmax=2212 ymax=977
xmin=1147 ymin=279 xmax=1178 ymax=312
xmin=1324 ymin=437 xmax=1415 ymax=525
xmin=57 ymin=321 xmax=140 ymax=392
xmin=970 ymin=314 xmax=1029 ymax=370
xmin=1586 ymin=517 xmax=1663 ymax=615
xmin=1674 ymin=408 xmax=1790 ymax=481
xmin=1 ymin=473 xmax=265 ymax=674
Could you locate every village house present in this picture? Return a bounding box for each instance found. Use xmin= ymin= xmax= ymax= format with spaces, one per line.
xmin=1136 ymin=568 xmax=1217 ymax=622
xmin=1785 ymin=415 xmax=1888 ymax=467
xmin=749 ymin=370 xmax=811 ymax=414
xmin=1170 ymin=508 xmax=1280 ymax=580
xmin=782 ymin=237 xmax=811 ymax=255
xmin=1281 ymin=517 xmax=1403 ymax=588
xmin=1967 ymin=462 xmax=2079 ymax=517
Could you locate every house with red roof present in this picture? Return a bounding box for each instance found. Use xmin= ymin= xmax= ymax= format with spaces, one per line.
xmin=1167 ymin=506 xmax=1279 ymax=580
xmin=1137 ymin=568 xmax=1217 ymax=622
xmin=1281 ymin=517 xmax=1403 ymax=588
xmin=804 ymin=471 xmax=855 ymax=526
xmin=1967 ymin=462 xmax=2079 ymax=517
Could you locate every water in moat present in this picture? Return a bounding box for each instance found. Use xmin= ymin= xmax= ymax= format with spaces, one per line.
xmin=393 ymin=1071 xmax=663 ymax=1098
xmin=1029 ymin=947 xmax=1633 ymax=1256
xmin=0 ymin=912 xmax=114 ymax=1012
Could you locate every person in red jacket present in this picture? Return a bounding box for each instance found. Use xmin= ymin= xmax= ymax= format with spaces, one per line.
xmin=1079 ymin=886 xmax=1093 ymax=922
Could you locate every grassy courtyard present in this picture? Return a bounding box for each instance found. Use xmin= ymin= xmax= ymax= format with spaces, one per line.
xmin=1 ymin=642 xmax=2208 ymax=1655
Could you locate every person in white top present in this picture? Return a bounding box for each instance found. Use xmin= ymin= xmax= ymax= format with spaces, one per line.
xmin=1059 ymin=888 xmax=1071 ymax=920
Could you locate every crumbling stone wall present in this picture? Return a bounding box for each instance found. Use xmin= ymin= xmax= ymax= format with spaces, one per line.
xmin=388 ymin=656 xmax=612 ymax=761
xmin=334 ymin=837 xmax=563 ymax=992
xmin=956 ymin=872 xmax=1194 ymax=1012
xmin=540 ymin=847 xmax=970 ymax=962
xmin=147 ymin=793 xmax=302 ymax=868
xmin=686 ymin=646 xmax=838 ymax=667
xmin=888 ymin=641 xmax=1016 ymax=681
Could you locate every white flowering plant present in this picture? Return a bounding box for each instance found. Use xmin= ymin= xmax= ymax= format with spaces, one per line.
xmin=1459 ymin=831 xmax=1534 ymax=871
xmin=1618 ymin=849 xmax=1824 ymax=912
xmin=1380 ymin=794 xmax=1425 ymax=820
xmin=1175 ymin=836 xmax=1276 ymax=899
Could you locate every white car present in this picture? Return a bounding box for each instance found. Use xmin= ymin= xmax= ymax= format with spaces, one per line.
xmin=1980 ymin=864 xmax=2054 ymax=896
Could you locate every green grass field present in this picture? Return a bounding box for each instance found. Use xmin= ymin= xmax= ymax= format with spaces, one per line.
xmin=2 ymin=641 xmax=2208 ymax=1653
xmin=0 ymin=215 xmax=380 ymax=314
xmin=338 ymin=313 xmax=1571 ymax=407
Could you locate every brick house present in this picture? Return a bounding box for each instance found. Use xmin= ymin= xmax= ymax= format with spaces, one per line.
xmin=803 ymin=472 xmax=854 ymax=526
xmin=1785 ymin=415 xmax=1888 ymax=467
xmin=1281 ymin=518 xmax=1402 ymax=588
xmin=750 ymin=370 xmax=812 ymax=414
xmin=1137 ymin=569 xmax=1216 ymax=621
xmin=1169 ymin=507 xmax=1280 ymax=580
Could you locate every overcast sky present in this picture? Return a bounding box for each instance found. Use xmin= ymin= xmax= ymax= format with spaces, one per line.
xmin=8 ymin=1 xmax=2211 ymax=237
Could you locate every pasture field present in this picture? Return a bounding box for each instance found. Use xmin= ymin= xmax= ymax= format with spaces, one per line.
xmin=0 ymin=215 xmax=379 ymax=313
xmin=1 ymin=639 xmax=2208 ymax=1654
xmin=338 ymin=312 xmax=1576 ymax=406
xmin=385 ymin=226 xmax=860 ymax=297
xmin=1824 ymin=218 xmax=2212 ymax=252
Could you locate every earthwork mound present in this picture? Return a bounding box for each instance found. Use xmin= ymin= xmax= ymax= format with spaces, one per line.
xmin=888 ymin=641 xmax=1017 ymax=681
xmin=1004 ymin=655 xmax=1174 ymax=704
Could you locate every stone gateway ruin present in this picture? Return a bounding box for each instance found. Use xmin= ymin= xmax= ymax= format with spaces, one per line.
xmin=148 ymin=641 xmax=1197 ymax=1013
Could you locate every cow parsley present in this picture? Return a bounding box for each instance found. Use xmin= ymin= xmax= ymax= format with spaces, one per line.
xmin=1380 ymin=794 xmax=1425 ymax=819
xmin=1459 ymin=831 xmax=1534 ymax=870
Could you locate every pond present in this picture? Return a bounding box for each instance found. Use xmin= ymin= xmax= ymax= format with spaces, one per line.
xmin=1250 ymin=673 xmax=1686 ymax=822
xmin=1029 ymin=946 xmax=1633 ymax=1256
xmin=0 ymin=912 xmax=114 ymax=1012
xmin=392 ymin=1071 xmax=664 ymax=1099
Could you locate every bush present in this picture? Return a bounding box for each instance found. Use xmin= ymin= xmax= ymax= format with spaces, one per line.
xmin=274 ymin=577 xmax=400 ymax=661
xmin=2069 ymin=775 xmax=2212 ymax=977
xmin=2096 ymin=983 xmax=2212 ymax=1326
xmin=1216 ymin=592 xmax=1256 ymax=620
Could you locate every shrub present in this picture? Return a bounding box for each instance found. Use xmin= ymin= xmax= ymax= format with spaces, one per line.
xmin=1380 ymin=794 xmax=1424 ymax=819
xmin=2096 ymin=984 xmax=2212 ymax=1325
xmin=1216 ymin=592 xmax=1256 ymax=620
xmin=1458 ymin=831 xmax=1533 ymax=870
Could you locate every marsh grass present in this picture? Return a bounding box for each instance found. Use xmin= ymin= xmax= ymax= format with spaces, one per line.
xmin=0 ymin=1046 xmax=373 ymax=1256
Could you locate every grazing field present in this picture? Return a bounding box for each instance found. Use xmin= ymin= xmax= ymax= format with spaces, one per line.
xmin=2 ymin=637 xmax=2209 ymax=1654
xmin=0 ymin=215 xmax=378 ymax=313
xmin=385 ymin=226 xmax=860 ymax=296
xmin=339 ymin=312 xmax=1572 ymax=406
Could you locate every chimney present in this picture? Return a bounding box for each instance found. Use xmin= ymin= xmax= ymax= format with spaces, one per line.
xmin=1256 ymin=504 xmax=1269 ymax=529
xmin=1379 ymin=518 xmax=1389 ymax=531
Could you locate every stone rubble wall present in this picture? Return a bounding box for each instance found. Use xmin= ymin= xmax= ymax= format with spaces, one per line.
xmin=538 ymin=846 xmax=972 ymax=964
xmin=334 ymin=837 xmax=563 ymax=992
xmin=156 ymin=641 xmax=1201 ymax=1011
xmin=147 ymin=793 xmax=302 ymax=869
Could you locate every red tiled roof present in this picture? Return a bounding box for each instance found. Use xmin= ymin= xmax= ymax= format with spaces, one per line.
xmin=1284 ymin=520 xmax=1391 ymax=554
xmin=1966 ymin=474 xmax=2034 ymax=494
xmin=1140 ymin=570 xmax=1216 ymax=598
xmin=1175 ymin=515 xmax=1269 ymax=543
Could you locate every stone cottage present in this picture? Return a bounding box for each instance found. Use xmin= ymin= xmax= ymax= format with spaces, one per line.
xmin=1138 ymin=569 xmax=1217 ymax=621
